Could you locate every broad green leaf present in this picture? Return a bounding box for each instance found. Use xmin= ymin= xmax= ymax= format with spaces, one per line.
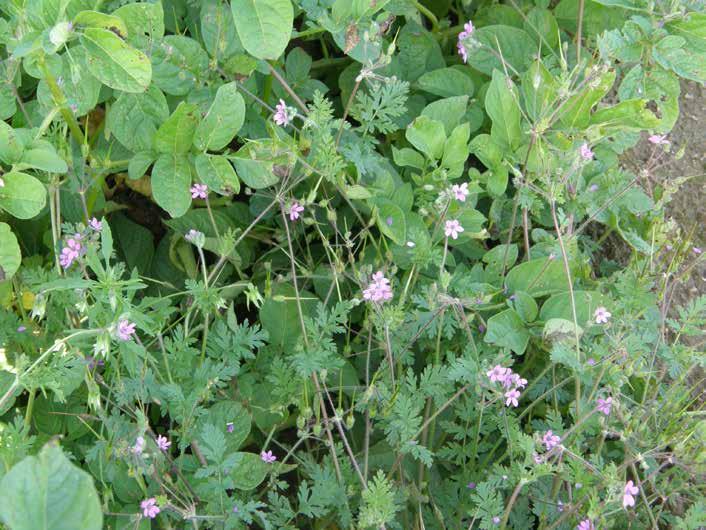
xmin=113 ymin=2 xmax=165 ymax=49
xmin=555 ymin=0 xmax=624 ymax=34
xmin=201 ymin=0 xmax=243 ymax=59
xmin=469 ymin=134 xmax=503 ymax=169
xmin=231 ymin=157 xmax=278 ymax=189
xmin=506 ymin=256 xmax=575 ymax=297
xmin=421 ymin=96 xmax=468 ymax=136
xmin=521 ymin=61 xmax=559 ymax=122
xmin=0 ymin=172 xmax=47 ymax=219
xmin=395 ymin=22 xmax=445 ymax=81
xmin=166 ymin=209 xmax=235 ymax=239
xmin=0 ymin=223 xmax=21 ymax=279
xmin=80 ymin=28 xmax=152 ymax=93
xmin=107 ymin=86 xmax=169 ymax=152
xmin=466 ymin=26 xmax=535 ymax=76
xmin=36 ymin=47 xmax=101 ymax=116
xmin=524 ymin=7 xmax=559 ymax=49
xmin=487 ymin=165 xmax=509 ymax=196
xmin=0 ymin=122 xmax=24 ymax=165
xmin=110 ymin=213 xmax=154 ymax=273
xmin=154 ymin=102 xmax=199 ymax=154
xmin=128 ymin=151 xmax=155 ymax=180
xmin=406 ymin=116 xmax=446 ymax=160
xmin=260 ymin=284 xmax=317 ymax=350
xmin=19 ymin=140 xmax=67 ymax=173
xmin=653 ymin=35 xmax=706 ymax=84
xmin=485 ymin=308 xmax=530 ymax=354
xmin=392 ymin=147 xmax=425 ymax=170
xmin=485 ymin=70 xmax=521 ymax=150
xmin=0 ymin=444 xmax=102 ymax=530
xmin=197 ymin=401 xmax=251 ymax=453
xmin=511 ymin=291 xmax=538 ymax=322
xmin=617 ymin=65 xmax=680 ymax=133
xmin=539 ymin=291 xmax=607 ymax=324
xmin=589 ymin=99 xmax=659 ymax=130
xmin=417 ymin=67 xmax=474 ymax=98
xmin=151 ymin=36 xmax=209 ymax=96
xmin=375 ymin=198 xmax=406 ymax=245
xmin=230 ymin=452 xmax=269 ymax=490
xmin=230 ymin=0 xmax=293 ymax=60
xmin=559 ymin=69 xmax=615 ymax=129
xmin=442 ymin=123 xmax=471 ymax=171
xmin=194 ymin=154 xmax=240 ymax=195
xmin=151 ymin=154 xmax=192 ymax=217
xmin=194 ymin=82 xmax=245 ymax=151
xmin=667 ymin=13 xmax=706 ymax=52
xmin=543 ymin=318 xmax=584 ymax=342
xmin=73 ymin=10 xmax=128 ymax=38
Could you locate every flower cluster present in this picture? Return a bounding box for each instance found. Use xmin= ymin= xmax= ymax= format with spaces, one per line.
xmin=273 ymin=99 xmax=297 ymax=126
xmin=362 ymin=271 xmax=393 ymax=303
xmin=596 ymin=396 xmax=613 ymax=416
xmin=141 ymin=498 xmax=160 ymax=519
xmin=456 ymin=20 xmax=474 ymax=63
xmin=116 ymin=319 xmax=136 ymax=341
xmin=59 ymin=234 xmax=83 ymax=269
xmin=542 ymin=430 xmax=561 ymax=451
xmin=487 ymin=365 xmax=527 ymax=407
xmin=156 ymin=435 xmax=171 ymax=452
xmin=88 ymin=217 xmax=102 ymax=231
xmin=623 ymin=480 xmax=639 ymax=508
xmin=190 ymin=183 xmax=208 ymax=199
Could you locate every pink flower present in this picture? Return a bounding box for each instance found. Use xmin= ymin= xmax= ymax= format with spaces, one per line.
xmin=132 ymin=436 xmax=145 ymax=455
xmin=261 ymin=450 xmax=276 ymax=463
xmin=577 ymin=519 xmax=594 ymax=530
xmin=579 ymin=143 xmax=594 ymax=160
xmin=508 ymin=373 xmax=528 ymax=389
xmin=505 ymin=388 xmax=520 ymax=407
xmin=533 ymin=452 xmax=543 ymax=464
xmin=59 ymin=235 xmax=83 ymax=269
xmin=116 ymin=319 xmax=136 ymax=341
xmin=597 ymin=396 xmax=613 ymax=416
xmin=492 ymin=516 xmax=500 ymax=524
xmin=190 ymin=183 xmax=208 ymax=199
xmin=289 ymin=201 xmax=304 ymax=221
xmin=273 ymin=99 xmax=296 ymax=126
xmin=487 ymin=365 xmax=510 ymax=383
xmin=694 ymin=247 xmax=703 ymax=255
xmin=451 ymin=182 xmax=469 ymax=202
xmin=362 ymin=271 xmax=393 ymax=303
xmin=456 ymin=20 xmax=474 ymax=64
xmin=542 ymin=430 xmax=561 ymax=451
xmin=594 ymin=306 xmax=611 ymax=324
xmin=226 ymin=422 xmax=234 ymax=433
xmin=88 ymin=217 xmax=102 ymax=231
xmin=156 ymin=435 xmax=171 ymax=452
xmin=185 ymin=229 xmax=204 ymax=244
xmin=444 ymin=219 xmax=464 ymax=240
xmin=623 ymin=480 xmax=639 ymax=508
xmin=141 ymin=498 xmax=160 ymax=519
xmin=648 ymin=134 xmax=669 ymax=146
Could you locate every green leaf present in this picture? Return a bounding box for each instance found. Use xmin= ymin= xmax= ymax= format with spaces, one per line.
xmin=110 ymin=213 xmax=154 ymax=273
xmin=107 ymin=86 xmax=169 ymax=152
xmin=230 ymin=452 xmax=269 ymax=490
xmin=521 ymin=61 xmax=559 ymax=122
xmin=73 ymin=10 xmax=128 ymax=38
xmin=406 ymin=116 xmax=446 ymax=160
xmin=201 ymin=1 xmax=243 ymax=59
xmin=485 ymin=70 xmax=521 ymax=150
xmin=524 ymin=8 xmax=559 ymax=49
xmin=543 ymin=318 xmax=583 ymax=343
xmin=484 ymin=308 xmax=530 ymax=354
xmin=667 ymin=13 xmax=706 ymax=53
xmin=0 ymin=223 xmax=21 ymax=279
xmin=466 ymin=26 xmax=535 ymax=76
xmin=442 ymin=123 xmax=471 ymax=171
xmin=260 ymin=284 xmax=317 ymax=350
xmin=469 ymin=133 xmax=503 ymax=169
xmin=113 ymin=2 xmax=165 ymax=49
xmin=0 ymin=171 xmax=47 ymax=219
xmin=539 ymin=291 xmax=607 ymax=325
xmin=618 ymin=65 xmax=679 ymax=133
xmin=36 ymin=47 xmax=101 ymax=117
xmin=197 ymin=401 xmax=251 ymax=453
xmin=193 ymin=82 xmax=245 ymax=151
xmin=375 ymin=198 xmax=406 ymax=245
xmin=417 ymin=67 xmax=474 ymax=98
xmin=506 ymin=257 xmax=573 ymax=297
xmin=231 ymin=157 xmax=278 ymax=189
xmin=0 ymin=443 xmax=102 ymax=530
xmin=154 ymin=102 xmax=199 ymax=154
xmin=0 ymin=122 xmax=24 ymax=165
xmin=151 ymin=154 xmax=192 ymax=218
xmin=151 ymin=36 xmax=209 ymax=96
xmin=511 ymin=291 xmax=538 ymax=322
xmin=392 ymin=147 xmax=425 ymax=170
xmin=230 ymin=0 xmax=293 ymax=60
xmin=80 ymin=28 xmax=151 ymax=93
xmin=19 ymin=140 xmax=67 ymax=173
xmin=421 ymin=96 xmax=468 ymax=136
xmin=559 ymin=69 xmax=615 ymax=129
xmin=194 ymin=154 xmax=240 ymax=195
xmin=589 ymin=99 xmax=659 ymax=130
xmin=653 ymin=35 xmax=706 ymax=84
xmin=128 ymin=151 xmax=154 ymax=180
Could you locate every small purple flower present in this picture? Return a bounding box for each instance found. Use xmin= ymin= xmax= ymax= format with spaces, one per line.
xmin=132 ymin=436 xmax=145 ymax=455
xmin=191 ymin=183 xmax=208 ymax=199
xmin=487 ymin=365 xmax=510 ymax=383
xmin=260 ymin=450 xmax=276 ymax=463
xmin=579 ymin=143 xmax=594 ymax=160
xmin=451 ymin=182 xmax=469 ymax=202
xmin=273 ymin=99 xmax=296 ymax=126
xmin=362 ymin=271 xmax=393 ymax=303
xmin=466 ymin=482 xmax=476 ymax=489
xmin=85 ymin=355 xmax=105 ymax=370
xmin=648 ymin=134 xmax=669 ymax=146
xmin=596 ymin=396 xmax=613 ymax=416
xmin=589 ymin=183 xmax=599 ymax=192
xmin=386 ymin=216 xmax=393 ymax=226
xmin=59 ymin=235 xmax=83 ymax=269
xmin=116 ymin=319 xmax=136 ymax=341
xmin=88 ymin=217 xmax=102 ymax=231
xmin=17 ymin=325 xmax=26 ymax=333
xmin=226 ymin=422 xmax=234 ymax=433
xmin=492 ymin=516 xmax=501 ymax=525
xmin=693 ymin=247 xmax=703 ymax=255
xmin=504 ymin=388 xmax=520 ymax=407
xmin=289 ymin=201 xmax=304 ymax=221
xmin=444 ymin=219 xmax=464 ymax=240
xmin=156 ymin=435 xmax=171 ymax=452
xmin=557 ymin=500 xmax=564 ymax=513
xmin=533 ymin=452 xmax=543 ymax=464
xmin=140 ymin=498 xmax=160 ymax=519
xmin=594 ymin=306 xmax=611 ymax=324
xmin=587 ymin=358 xmax=596 ymax=366
xmin=233 ymin=505 xmax=239 ymax=513
xmin=542 ymin=430 xmax=561 ymax=451
xmin=577 ymin=519 xmax=594 ymax=530
xmin=185 ymin=229 xmax=204 ymax=245
xmin=456 ymin=20 xmax=474 ymax=64
xmin=623 ymin=480 xmax=639 ymax=508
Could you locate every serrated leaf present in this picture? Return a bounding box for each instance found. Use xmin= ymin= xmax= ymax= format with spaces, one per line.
xmin=151 ymin=154 xmax=192 ymax=217
xmin=230 ymin=0 xmax=293 ymax=60
xmin=80 ymin=28 xmax=151 ymax=93
xmin=194 ymin=82 xmax=245 ymax=151
xmin=0 ymin=171 xmax=47 ymax=219
xmin=0 ymin=444 xmax=102 ymax=530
